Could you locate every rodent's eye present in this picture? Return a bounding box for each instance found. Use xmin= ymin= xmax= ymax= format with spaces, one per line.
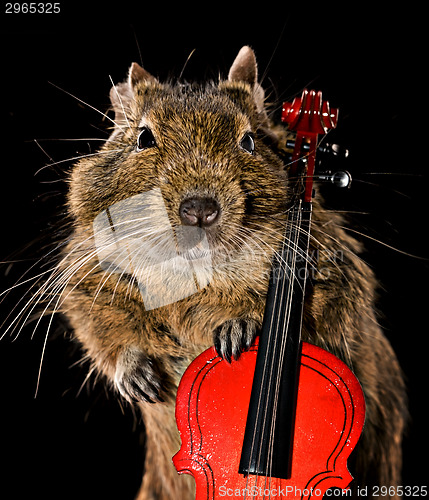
xmin=136 ymin=127 xmax=157 ymax=152
xmin=240 ymin=132 xmax=255 ymax=155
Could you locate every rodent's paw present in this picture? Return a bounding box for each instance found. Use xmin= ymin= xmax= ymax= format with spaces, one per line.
xmin=214 ymin=319 xmax=258 ymax=363
xmin=114 ymin=347 xmax=164 ymax=404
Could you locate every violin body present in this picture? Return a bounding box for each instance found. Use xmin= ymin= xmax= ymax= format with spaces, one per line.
xmin=173 ymin=339 xmax=365 ymax=499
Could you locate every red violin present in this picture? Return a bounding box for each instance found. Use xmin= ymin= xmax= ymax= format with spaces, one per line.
xmin=173 ymin=90 xmax=365 ymax=499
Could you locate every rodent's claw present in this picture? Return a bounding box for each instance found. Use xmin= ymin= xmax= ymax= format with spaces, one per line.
xmin=213 ymin=319 xmax=258 ymax=363
xmin=214 ymin=333 xmax=233 ymax=363
xmin=114 ymin=347 xmax=164 ymax=404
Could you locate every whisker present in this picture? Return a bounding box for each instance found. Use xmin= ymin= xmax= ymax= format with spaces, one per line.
xmin=178 ymin=48 xmax=197 ymax=81
xmin=34 ymin=296 xmax=59 ymax=398
xmin=27 ymin=137 xmax=123 ymax=144
xmin=335 ymin=224 xmax=428 ymax=260
xmin=0 ymin=236 xmax=74 ymax=337
xmin=3 ymin=232 xmax=106 ymax=341
xmin=48 ymin=81 xmax=125 ymax=133
xmin=0 ymin=269 xmax=55 ymax=341
xmin=34 ymin=148 xmax=126 ymax=175
xmin=76 ymin=363 xmax=99 ymax=398
xmin=109 ymin=75 xmax=132 ymax=130
xmin=218 ymin=221 xmax=305 ymax=289
xmin=90 ymin=247 xmax=136 ymax=310
xmin=33 ymin=139 xmax=54 ymax=162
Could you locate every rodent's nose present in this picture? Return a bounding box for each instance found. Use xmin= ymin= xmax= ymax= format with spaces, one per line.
xmin=179 ymin=197 xmax=220 ymax=227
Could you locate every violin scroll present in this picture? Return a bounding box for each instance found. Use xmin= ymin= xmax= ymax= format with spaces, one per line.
xmin=281 ymin=89 xmax=341 ymax=201
xmin=281 ymin=89 xmax=338 ymax=135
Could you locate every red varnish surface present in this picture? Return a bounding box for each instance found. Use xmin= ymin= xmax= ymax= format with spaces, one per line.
xmin=173 ymin=339 xmax=365 ymax=500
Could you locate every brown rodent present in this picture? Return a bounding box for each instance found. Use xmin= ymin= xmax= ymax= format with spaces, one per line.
xmin=57 ymin=46 xmax=406 ymax=499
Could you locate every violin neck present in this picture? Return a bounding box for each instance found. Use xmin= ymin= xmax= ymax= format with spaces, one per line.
xmin=239 ymin=200 xmax=312 ymax=480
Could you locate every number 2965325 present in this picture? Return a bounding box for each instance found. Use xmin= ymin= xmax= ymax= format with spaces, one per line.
xmin=5 ymin=3 xmax=60 ymax=14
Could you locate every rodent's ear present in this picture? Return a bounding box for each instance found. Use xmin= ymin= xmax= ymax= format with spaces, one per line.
xmin=228 ymin=46 xmax=258 ymax=87
xmin=109 ymin=63 xmax=156 ymax=129
xmin=228 ymin=46 xmax=266 ymax=116
xmin=128 ymin=62 xmax=157 ymax=87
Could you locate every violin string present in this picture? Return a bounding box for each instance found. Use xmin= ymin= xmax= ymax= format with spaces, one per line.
xmin=268 ymin=205 xmax=312 ymax=500
xmin=243 ymin=195 xmax=294 ymax=500
xmin=265 ymin=201 xmax=302 ymax=496
xmin=245 ymin=243 xmax=287 ymax=499
xmin=274 ymin=203 xmax=300 ymax=476
xmin=244 ymin=164 xmax=310 ymax=499
xmin=263 ymin=199 xmax=311 ymax=497
xmin=257 ymin=201 xmax=299 ymax=499
xmin=261 ymin=204 xmax=296 ymax=470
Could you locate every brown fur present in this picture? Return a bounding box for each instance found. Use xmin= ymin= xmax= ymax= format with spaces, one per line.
xmin=58 ymin=47 xmax=406 ymax=499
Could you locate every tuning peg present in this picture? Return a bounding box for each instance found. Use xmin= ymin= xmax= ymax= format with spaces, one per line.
xmin=317 ymin=170 xmax=352 ymax=188
xmin=285 ymin=140 xmax=349 ymax=160
xmin=318 ymin=143 xmax=349 ymax=160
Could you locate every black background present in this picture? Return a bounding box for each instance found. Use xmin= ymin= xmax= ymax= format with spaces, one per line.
xmin=1 ymin=3 xmax=428 ymax=499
